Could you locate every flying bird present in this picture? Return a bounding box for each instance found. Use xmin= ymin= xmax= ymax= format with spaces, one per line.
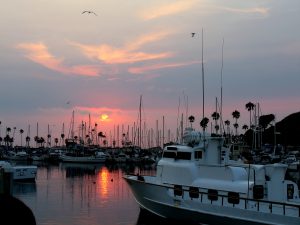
xmin=191 ymin=32 xmax=196 ymax=37
xmin=82 ymin=10 xmax=97 ymax=16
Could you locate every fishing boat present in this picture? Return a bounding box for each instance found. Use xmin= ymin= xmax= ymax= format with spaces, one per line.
xmin=123 ymin=127 xmax=300 ymax=225
xmin=0 ymin=161 xmax=37 ymax=181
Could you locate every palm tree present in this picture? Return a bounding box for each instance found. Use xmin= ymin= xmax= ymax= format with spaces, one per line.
xmin=19 ymin=129 xmax=24 ymax=147
xmin=245 ymin=102 xmax=255 ymax=128
xmin=26 ymin=136 xmax=30 ymax=147
xmin=200 ymin=117 xmax=209 ymax=131
xmin=38 ymin=137 xmax=45 ymax=147
xmin=98 ymin=131 xmax=106 ymax=146
xmin=60 ymin=133 xmax=65 ymax=146
xmin=34 ymin=136 xmax=39 ymax=147
xmin=6 ymin=127 xmax=11 ymax=135
xmin=233 ymin=123 xmax=239 ymax=136
xmin=242 ymin=124 xmax=249 ymax=132
xmin=224 ymin=120 xmax=230 ymax=135
xmin=211 ymin=112 xmax=220 ymax=134
xmin=188 ymin=115 xmax=195 ymax=128
xmin=5 ymin=127 xmax=12 ymax=148
xmin=4 ymin=134 xmax=10 ymax=148
xmin=54 ymin=138 xmax=59 ymax=147
xmin=47 ymin=134 xmax=51 ymax=147
xmin=232 ymin=110 xmax=240 ymax=135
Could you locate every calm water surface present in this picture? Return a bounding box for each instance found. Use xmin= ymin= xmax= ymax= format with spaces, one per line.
xmin=12 ymin=161 xmax=177 ymax=225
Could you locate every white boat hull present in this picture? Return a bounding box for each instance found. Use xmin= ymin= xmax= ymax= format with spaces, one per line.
xmin=0 ymin=161 xmax=37 ymax=181
xmin=124 ymin=175 xmax=300 ymax=225
xmin=12 ymin=166 xmax=37 ymax=181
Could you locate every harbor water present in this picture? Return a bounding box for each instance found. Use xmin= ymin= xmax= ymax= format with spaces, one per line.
xmin=11 ymin=161 xmax=185 ymax=225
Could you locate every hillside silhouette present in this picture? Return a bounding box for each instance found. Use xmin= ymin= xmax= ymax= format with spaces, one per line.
xmin=244 ymin=111 xmax=300 ymax=148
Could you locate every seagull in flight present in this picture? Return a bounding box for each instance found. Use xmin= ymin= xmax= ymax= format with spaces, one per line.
xmin=191 ymin=32 xmax=196 ymax=37
xmin=82 ymin=10 xmax=97 ymax=16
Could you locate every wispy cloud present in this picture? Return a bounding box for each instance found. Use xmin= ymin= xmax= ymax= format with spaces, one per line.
xmin=16 ymin=42 xmax=101 ymax=77
xmin=70 ymin=31 xmax=173 ymax=64
xmin=139 ymin=0 xmax=199 ymax=20
xmin=220 ymin=6 xmax=269 ymax=16
xmin=128 ymin=60 xmax=201 ymax=74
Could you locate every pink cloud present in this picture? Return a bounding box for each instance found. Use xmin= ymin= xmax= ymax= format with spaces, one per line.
xmin=70 ymin=31 xmax=173 ymax=64
xmin=16 ymin=42 xmax=101 ymax=77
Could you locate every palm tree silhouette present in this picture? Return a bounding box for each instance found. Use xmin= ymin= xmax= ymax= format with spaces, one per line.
xmin=211 ymin=112 xmax=220 ymax=134
xmin=232 ymin=110 xmax=240 ymax=135
xmin=188 ymin=115 xmax=195 ymax=128
xmin=242 ymin=124 xmax=249 ymax=132
xmin=61 ymin=133 xmax=65 ymax=146
xmin=245 ymin=102 xmax=255 ymax=128
xmin=54 ymin=138 xmax=58 ymax=147
xmin=26 ymin=136 xmax=30 ymax=147
xmin=200 ymin=117 xmax=209 ymax=131
xmin=224 ymin=120 xmax=230 ymax=135
xmin=19 ymin=129 xmax=24 ymax=147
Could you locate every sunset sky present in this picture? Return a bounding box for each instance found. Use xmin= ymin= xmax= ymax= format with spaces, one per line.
xmin=0 ymin=0 xmax=299 ymax=146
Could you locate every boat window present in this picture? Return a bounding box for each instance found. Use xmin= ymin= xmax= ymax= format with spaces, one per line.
xmin=167 ymin=147 xmax=178 ymax=150
xmin=189 ymin=187 xmax=199 ymax=199
xmin=195 ymin=151 xmax=202 ymax=159
xmin=163 ymin=151 xmax=176 ymax=159
xmin=228 ymin=192 xmax=240 ymax=204
xmin=176 ymin=152 xmax=191 ymax=160
xmin=208 ymin=189 xmax=218 ymax=201
xmin=174 ymin=185 xmax=183 ymax=197
xmin=253 ymin=185 xmax=264 ymax=199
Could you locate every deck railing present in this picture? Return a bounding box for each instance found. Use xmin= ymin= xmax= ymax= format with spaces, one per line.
xmin=127 ymin=174 xmax=300 ymax=218
xmin=170 ymin=183 xmax=300 ymax=217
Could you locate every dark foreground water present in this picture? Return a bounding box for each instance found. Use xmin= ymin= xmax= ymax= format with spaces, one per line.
xmin=12 ymin=161 xmax=180 ymax=225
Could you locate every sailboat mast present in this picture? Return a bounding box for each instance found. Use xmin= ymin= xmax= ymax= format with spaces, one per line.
xmin=220 ymin=38 xmax=224 ymax=135
xmin=139 ymin=95 xmax=142 ymax=149
xmin=201 ymin=28 xmax=205 ymax=120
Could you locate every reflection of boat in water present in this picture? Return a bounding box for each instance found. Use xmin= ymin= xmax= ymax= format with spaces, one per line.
xmin=13 ymin=182 xmax=37 ymax=194
xmin=61 ymin=162 xmax=103 ymax=178
xmin=135 ymin=208 xmax=185 ymax=225
xmin=124 ymin=127 xmax=300 ymax=225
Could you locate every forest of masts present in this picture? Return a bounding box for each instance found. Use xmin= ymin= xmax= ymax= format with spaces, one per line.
xmin=0 ymin=101 xmax=263 ymax=150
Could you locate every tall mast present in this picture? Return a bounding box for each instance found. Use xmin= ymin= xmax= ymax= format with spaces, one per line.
xmin=139 ymin=95 xmax=142 ymax=148
xmin=201 ymin=28 xmax=205 ymax=120
xmin=220 ymin=38 xmax=224 ymax=135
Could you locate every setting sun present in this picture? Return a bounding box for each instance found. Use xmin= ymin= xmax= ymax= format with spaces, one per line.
xmin=100 ymin=114 xmax=109 ymax=122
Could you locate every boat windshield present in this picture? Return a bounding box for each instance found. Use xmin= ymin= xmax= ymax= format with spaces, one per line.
xmin=163 ymin=151 xmax=191 ymax=160
xmin=163 ymin=151 xmax=176 ymax=158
